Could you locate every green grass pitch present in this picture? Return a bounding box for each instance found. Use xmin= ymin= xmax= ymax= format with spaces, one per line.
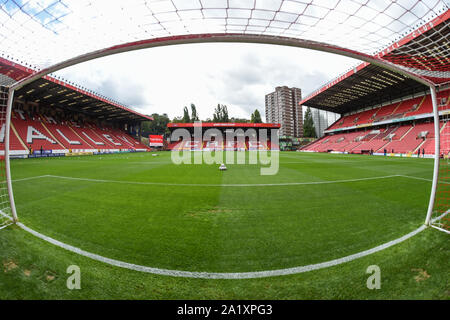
xmin=0 ymin=151 xmax=448 ymax=299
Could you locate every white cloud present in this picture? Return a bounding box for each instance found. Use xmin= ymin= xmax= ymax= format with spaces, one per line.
xmin=55 ymin=42 xmax=360 ymax=121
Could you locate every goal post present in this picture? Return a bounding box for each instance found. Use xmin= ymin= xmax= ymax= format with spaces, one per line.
xmin=0 ymin=86 xmax=16 ymax=229
xmin=427 ymin=86 xmax=450 ymax=233
xmin=0 ymin=1 xmax=448 ymax=235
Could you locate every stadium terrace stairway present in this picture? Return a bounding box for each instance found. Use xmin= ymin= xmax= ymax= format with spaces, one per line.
xmin=0 ymin=122 xmax=27 ymax=154
xmin=44 ymin=122 xmax=94 ymax=149
xmin=422 ymin=122 xmax=450 ymax=155
xmin=109 ymin=128 xmax=140 ymax=148
xmin=14 ymin=117 xmax=65 ymax=151
xmin=383 ymin=123 xmax=433 ymax=154
xmin=372 ymin=102 xmax=401 ymax=123
xmin=351 ymin=129 xmax=390 ymax=153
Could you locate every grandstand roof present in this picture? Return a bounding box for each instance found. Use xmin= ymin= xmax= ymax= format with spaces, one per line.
xmin=0 ymin=57 xmax=153 ymax=122
xmin=299 ymin=62 xmax=429 ymax=114
xmin=300 ymin=10 xmax=449 ymax=115
xmin=168 ymin=122 xmax=281 ymax=129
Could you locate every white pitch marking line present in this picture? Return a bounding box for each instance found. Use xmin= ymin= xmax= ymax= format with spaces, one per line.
xmin=129 ymin=162 xmax=173 ymax=164
xmin=11 ymin=174 xmax=440 ymax=187
xmin=7 ymin=177 xmax=447 ymax=278
xmin=397 ymin=174 xmax=450 ymax=185
xmin=37 ymin=174 xmax=403 ymax=187
xmin=16 ymin=211 xmax=447 ymax=279
xmin=12 ymin=175 xmax=51 ymax=182
xmin=397 ymin=175 xmax=432 ymax=182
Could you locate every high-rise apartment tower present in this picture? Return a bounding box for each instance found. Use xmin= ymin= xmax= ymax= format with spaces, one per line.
xmin=265 ymin=86 xmax=303 ymax=137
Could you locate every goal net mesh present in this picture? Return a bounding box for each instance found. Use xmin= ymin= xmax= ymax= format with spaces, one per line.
xmin=0 ymin=0 xmax=448 ymax=74
xmin=0 ymin=0 xmax=448 ymax=231
xmin=0 ymin=86 xmax=13 ymax=229
xmin=433 ymin=91 xmax=450 ymax=232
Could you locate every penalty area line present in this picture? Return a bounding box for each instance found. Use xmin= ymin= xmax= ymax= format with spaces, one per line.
xmin=6 ymin=174 xmax=447 ymax=278
xmin=12 ymin=175 xmax=51 ymax=182
xmin=12 ymin=174 xmax=441 ymax=186
xmin=31 ymin=174 xmax=402 ymax=187
xmin=397 ymin=174 xmax=450 ymax=185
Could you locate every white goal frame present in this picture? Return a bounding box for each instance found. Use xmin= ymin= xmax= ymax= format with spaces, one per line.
xmin=2 ymin=33 xmax=442 ymax=228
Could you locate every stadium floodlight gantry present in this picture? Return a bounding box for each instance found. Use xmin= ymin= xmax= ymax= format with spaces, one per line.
xmin=0 ymin=0 xmax=449 ymax=234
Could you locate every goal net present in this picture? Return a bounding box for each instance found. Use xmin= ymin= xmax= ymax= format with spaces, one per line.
xmin=432 ymin=91 xmax=450 ymax=233
xmin=0 ymin=86 xmax=13 ymax=229
xmin=0 ymin=0 xmax=448 ymax=233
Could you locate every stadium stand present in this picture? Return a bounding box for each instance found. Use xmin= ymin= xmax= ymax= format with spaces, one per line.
xmin=0 ymin=57 xmax=152 ymax=157
xmin=45 ymin=123 xmax=94 ymax=150
xmin=167 ymin=138 xmax=274 ymax=151
xmin=7 ymin=104 xmax=149 ymax=155
xmin=0 ymin=122 xmax=27 ymax=154
xmin=166 ymin=123 xmax=280 ymax=151
xmin=383 ymin=123 xmax=432 ymax=154
xmin=302 ymin=88 xmax=450 ymax=156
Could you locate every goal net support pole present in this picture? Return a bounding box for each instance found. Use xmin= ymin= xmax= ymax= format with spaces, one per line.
xmin=425 ymin=86 xmax=440 ymax=226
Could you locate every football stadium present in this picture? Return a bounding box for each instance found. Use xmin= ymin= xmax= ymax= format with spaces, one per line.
xmin=0 ymin=0 xmax=449 ymax=302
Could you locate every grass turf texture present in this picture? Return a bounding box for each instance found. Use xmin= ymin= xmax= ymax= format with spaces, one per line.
xmin=1 ymin=151 xmax=448 ymax=299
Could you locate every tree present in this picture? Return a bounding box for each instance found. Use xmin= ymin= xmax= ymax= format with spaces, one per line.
xmin=172 ymin=103 xmax=247 ymax=124
xmin=250 ymin=109 xmax=262 ymax=123
xmin=171 ymin=116 xmax=183 ymax=123
xmin=213 ymin=104 xmax=229 ymax=122
xmin=213 ymin=104 xmax=221 ymax=122
xmin=141 ymin=113 xmax=171 ymax=136
xmin=230 ymin=117 xmax=249 ymax=123
xmin=190 ymin=103 xmax=199 ymax=122
xmin=303 ymin=107 xmax=317 ymax=138
xmin=222 ymin=104 xmax=229 ymax=122
xmin=182 ymin=106 xmax=190 ymax=123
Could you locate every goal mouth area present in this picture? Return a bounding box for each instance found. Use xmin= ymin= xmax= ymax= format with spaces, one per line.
xmin=9 ymin=152 xmax=435 ymax=276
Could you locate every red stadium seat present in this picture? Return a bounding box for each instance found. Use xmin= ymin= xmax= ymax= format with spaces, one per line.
xmin=10 ymin=110 xmax=149 ymax=153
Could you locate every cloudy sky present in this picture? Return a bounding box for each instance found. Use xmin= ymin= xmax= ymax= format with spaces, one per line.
xmin=55 ymin=42 xmax=360 ymax=121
